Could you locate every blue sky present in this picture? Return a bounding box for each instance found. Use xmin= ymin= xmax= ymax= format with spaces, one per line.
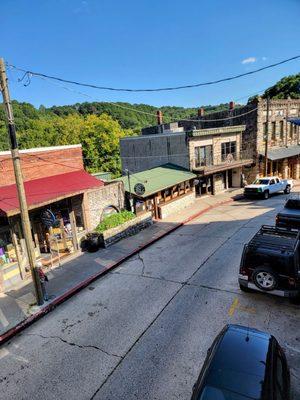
xmin=2 ymin=0 xmax=300 ymax=108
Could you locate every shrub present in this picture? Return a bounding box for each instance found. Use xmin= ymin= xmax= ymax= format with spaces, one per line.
xmin=96 ymin=211 xmax=135 ymax=233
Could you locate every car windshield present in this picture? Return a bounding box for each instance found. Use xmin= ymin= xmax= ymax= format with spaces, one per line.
xmin=198 ymin=385 xmax=251 ymax=400
xmin=253 ymin=179 xmax=270 ymax=185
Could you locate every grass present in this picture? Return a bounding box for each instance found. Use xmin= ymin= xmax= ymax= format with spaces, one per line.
xmin=96 ymin=210 xmax=135 ymax=233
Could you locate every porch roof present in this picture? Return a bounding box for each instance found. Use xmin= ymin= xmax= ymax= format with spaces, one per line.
xmin=259 ymin=145 xmax=300 ymax=161
xmin=0 ymin=170 xmax=104 ymax=217
xmin=115 ymin=164 xmax=197 ymax=198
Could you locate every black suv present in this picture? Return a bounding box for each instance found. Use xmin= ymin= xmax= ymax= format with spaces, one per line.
xmin=191 ymin=324 xmax=290 ymax=400
xmin=276 ymin=198 xmax=300 ymax=230
xmin=239 ymin=225 xmax=300 ymax=298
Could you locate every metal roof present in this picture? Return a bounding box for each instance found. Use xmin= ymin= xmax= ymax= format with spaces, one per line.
xmin=0 ymin=170 xmax=104 ymax=217
xmin=115 ymin=164 xmax=196 ymax=198
xmin=259 ymin=145 xmax=300 ymax=161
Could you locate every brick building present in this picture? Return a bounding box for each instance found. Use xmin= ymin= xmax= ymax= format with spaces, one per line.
xmin=0 ymin=144 xmax=84 ymax=187
xmin=0 ymin=144 xmax=124 ymax=290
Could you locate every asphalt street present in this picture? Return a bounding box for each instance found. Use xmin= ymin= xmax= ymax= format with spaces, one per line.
xmin=0 ymin=194 xmax=299 ymax=400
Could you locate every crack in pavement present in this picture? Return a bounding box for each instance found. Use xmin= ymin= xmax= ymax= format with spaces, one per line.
xmin=137 ymin=252 xmax=146 ymax=276
xmin=25 ymin=333 xmax=123 ymax=359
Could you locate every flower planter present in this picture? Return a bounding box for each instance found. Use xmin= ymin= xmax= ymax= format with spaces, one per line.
xmin=98 ymin=212 xmax=153 ymax=248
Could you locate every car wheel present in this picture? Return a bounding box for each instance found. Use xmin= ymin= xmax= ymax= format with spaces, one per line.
xmin=263 ymin=190 xmax=269 ymax=200
xmin=284 ymin=185 xmax=291 ymax=194
xmin=253 ymin=267 xmax=278 ymax=291
xmin=239 ymin=283 xmax=255 ymax=293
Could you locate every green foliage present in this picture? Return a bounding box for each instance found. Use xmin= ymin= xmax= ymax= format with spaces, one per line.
xmin=262 ymin=73 xmax=300 ymax=100
xmin=95 ymin=210 xmax=135 ymax=232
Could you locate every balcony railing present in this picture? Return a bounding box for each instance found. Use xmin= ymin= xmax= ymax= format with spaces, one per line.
xmin=193 ymin=150 xmax=253 ymax=171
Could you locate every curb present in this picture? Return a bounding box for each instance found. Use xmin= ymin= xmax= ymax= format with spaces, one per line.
xmin=0 ymin=194 xmax=242 ymax=345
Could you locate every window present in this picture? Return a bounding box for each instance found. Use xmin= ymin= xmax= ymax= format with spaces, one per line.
xmin=195 ymin=145 xmax=212 ymax=167
xmin=270 ymin=179 xmax=275 ymax=185
xmin=221 ymin=141 xmax=236 ymax=162
xmin=280 ymin=121 xmax=284 ymax=140
xmin=275 ymin=110 xmax=284 ymax=116
xmin=263 ymin=122 xmax=267 ymax=140
xmin=271 ymin=121 xmax=276 ymax=141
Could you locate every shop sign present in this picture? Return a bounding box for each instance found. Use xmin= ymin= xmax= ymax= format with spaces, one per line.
xmin=134 ymin=183 xmax=146 ymax=196
xmin=41 ymin=209 xmax=56 ymax=228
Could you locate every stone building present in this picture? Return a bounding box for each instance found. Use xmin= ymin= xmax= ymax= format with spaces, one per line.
xmin=187 ymin=98 xmax=300 ymax=182
xmin=120 ymin=120 xmax=252 ymax=196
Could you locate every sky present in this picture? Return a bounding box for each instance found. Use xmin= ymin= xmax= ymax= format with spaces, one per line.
xmin=1 ymin=0 xmax=300 ymax=109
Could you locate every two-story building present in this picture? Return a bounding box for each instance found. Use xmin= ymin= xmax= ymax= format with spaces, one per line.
xmin=120 ymin=121 xmax=253 ymax=197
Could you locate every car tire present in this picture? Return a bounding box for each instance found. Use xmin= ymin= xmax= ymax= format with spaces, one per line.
xmin=284 ymin=185 xmax=291 ymax=194
xmin=252 ymin=267 xmax=278 ymax=291
xmin=263 ymin=190 xmax=269 ymax=200
xmin=239 ymin=283 xmax=255 ymax=293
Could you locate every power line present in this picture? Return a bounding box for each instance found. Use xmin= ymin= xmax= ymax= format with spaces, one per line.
xmin=8 ymin=66 xmax=266 ymax=124
xmin=7 ymin=54 xmax=300 ymax=92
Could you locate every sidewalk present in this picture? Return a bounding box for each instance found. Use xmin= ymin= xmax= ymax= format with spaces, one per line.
xmin=0 ymin=188 xmax=243 ymax=342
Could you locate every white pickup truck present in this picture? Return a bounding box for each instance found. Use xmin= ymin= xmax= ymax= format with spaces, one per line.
xmin=244 ymin=176 xmax=293 ymax=199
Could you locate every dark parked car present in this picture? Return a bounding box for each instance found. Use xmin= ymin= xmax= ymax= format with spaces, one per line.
xmin=191 ymin=324 xmax=290 ymax=400
xmin=276 ymin=198 xmax=300 ymax=230
xmin=239 ymin=225 xmax=300 ymax=299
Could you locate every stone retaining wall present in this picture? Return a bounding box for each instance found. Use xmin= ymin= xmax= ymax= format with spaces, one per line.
xmin=100 ymin=212 xmax=153 ymax=248
xmin=158 ymin=191 xmax=195 ymax=219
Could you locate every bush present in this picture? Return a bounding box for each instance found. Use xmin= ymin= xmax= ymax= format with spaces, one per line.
xmin=96 ymin=211 xmax=135 ymax=233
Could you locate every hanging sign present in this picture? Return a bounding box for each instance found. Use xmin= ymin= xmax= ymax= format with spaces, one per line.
xmin=134 ymin=183 xmax=146 ymax=196
xmin=41 ymin=209 xmax=56 ymax=228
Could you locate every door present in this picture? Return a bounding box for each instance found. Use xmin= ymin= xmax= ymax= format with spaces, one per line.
xmin=269 ymin=178 xmax=277 ymax=194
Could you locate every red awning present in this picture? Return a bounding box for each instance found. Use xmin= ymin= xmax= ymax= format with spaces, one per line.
xmin=0 ymin=170 xmax=104 ymax=216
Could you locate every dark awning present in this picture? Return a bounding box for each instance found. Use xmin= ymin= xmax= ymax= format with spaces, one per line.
xmin=259 ymin=145 xmax=300 ymax=161
xmin=287 ymin=118 xmax=300 ymax=126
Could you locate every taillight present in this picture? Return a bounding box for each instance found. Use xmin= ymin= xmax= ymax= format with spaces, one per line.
xmin=288 ymin=277 xmax=296 ymax=286
xmin=240 ymin=267 xmax=249 ymax=275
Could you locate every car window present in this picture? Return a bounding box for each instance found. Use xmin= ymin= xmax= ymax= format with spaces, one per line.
xmin=270 ymin=179 xmax=275 ymax=185
xmin=198 ymin=385 xmax=249 ymax=399
xmin=276 ymin=178 xmax=280 ymax=183
xmin=253 ymin=179 xmax=270 ymax=185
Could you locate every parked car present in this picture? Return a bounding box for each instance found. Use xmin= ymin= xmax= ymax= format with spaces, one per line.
xmin=239 ymin=225 xmax=300 ymax=299
xmin=244 ymin=176 xmax=293 ymax=199
xmin=191 ymin=324 xmax=290 ymax=400
xmin=276 ymin=198 xmax=300 ymax=230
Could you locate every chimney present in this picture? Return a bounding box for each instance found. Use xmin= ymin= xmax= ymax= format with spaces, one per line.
xmin=157 ymin=110 xmax=163 ymax=125
xmin=197 ymin=108 xmax=205 ymax=117
xmin=229 ymin=101 xmax=235 ymax=110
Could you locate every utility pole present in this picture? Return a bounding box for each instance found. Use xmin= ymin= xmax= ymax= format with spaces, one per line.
xmin=125 ymin=169 xmax=133 ymax=212
xmin=0 ymin=58 xmax=44 ymax=305
xmin=264 ymin=96 xmax=270 ymax=176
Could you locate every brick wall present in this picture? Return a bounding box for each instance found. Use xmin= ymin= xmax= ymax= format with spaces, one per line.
xmin=85 ymin=181 xmax=125 ymax=230
xmin=0 ymin=145 xmax=84 ymax=187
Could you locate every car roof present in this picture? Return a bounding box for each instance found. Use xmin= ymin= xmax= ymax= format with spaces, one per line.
xmin=203 ymin=325 xmax=273 ymax=399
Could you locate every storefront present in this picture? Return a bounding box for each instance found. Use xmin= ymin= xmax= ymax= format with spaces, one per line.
xmin=116 ymin=164 xmax=197 ymax=219
xmin=0 ymin=170 xmax=104 ymax=290
xmin=259 ymin=145 xmax=300 ymax=179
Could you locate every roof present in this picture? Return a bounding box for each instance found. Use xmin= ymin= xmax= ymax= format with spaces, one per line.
xmin=260 ymin=145 xmax=300 ymax=161
xmin=204 ymin=324 xmax=271 ymax=399
xmin=115 ymin=164 xmax=197 ymax=198
xmin=288 ymin=117 xmax=300 ymax=126
xmin=0 ymin=170 xmax=104 ymax=217
xmin=0 ymin=144 xmax=82 ymax=157
xmin=190 ymin=125 xmax=246 ymax=137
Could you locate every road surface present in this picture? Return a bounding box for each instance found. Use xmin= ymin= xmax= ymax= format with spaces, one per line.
xmin=0 ymin=194 xmax=299 ymax=399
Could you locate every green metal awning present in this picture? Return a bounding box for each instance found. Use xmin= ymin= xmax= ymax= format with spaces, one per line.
xmin=259 ymin=145 xmax=300 ymax=161
xmin=115 ymin=164 xmax=197 ymax=198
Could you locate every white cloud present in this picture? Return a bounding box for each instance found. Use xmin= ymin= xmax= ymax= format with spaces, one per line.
xmin=241 ymin=57 xmax=257 ymax=64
